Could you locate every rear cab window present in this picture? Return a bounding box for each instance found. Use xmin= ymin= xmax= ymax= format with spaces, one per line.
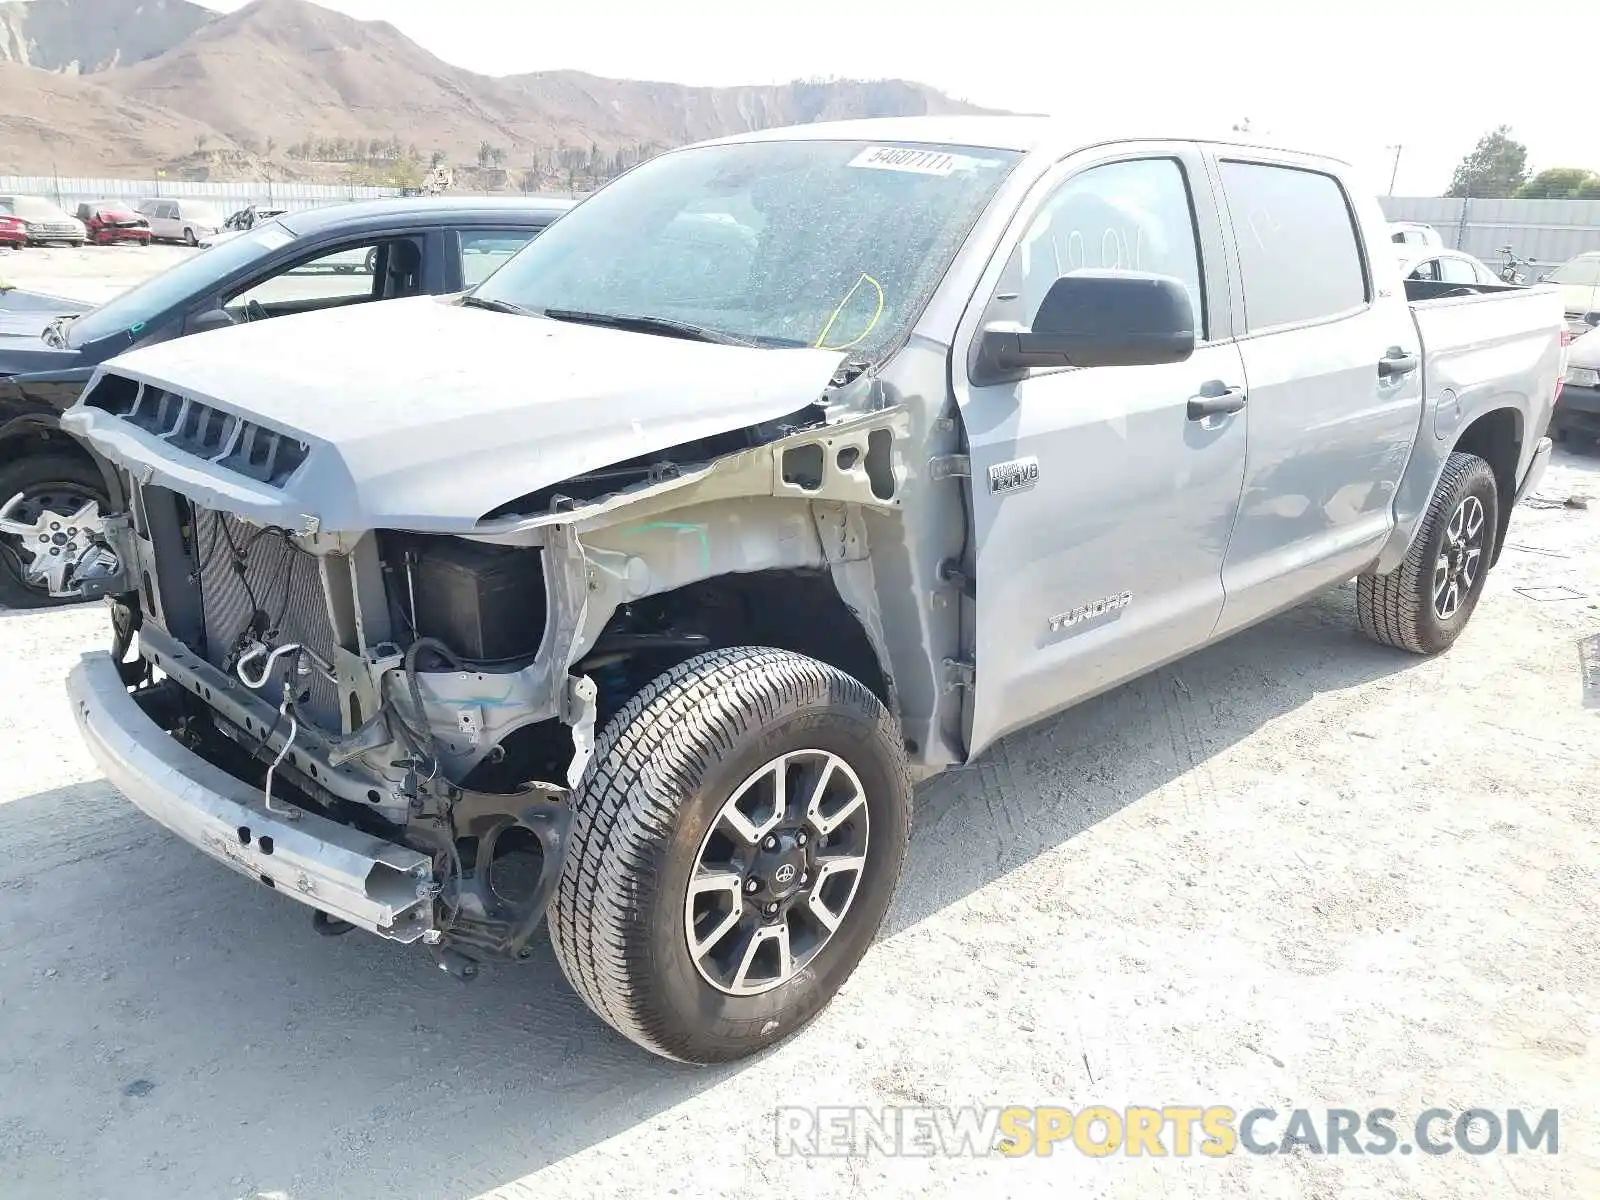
xmin=1219 ymin=161 xmax=1369 ymax=331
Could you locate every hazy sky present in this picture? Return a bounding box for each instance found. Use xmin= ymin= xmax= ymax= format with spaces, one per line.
xmin=194 ymin=0 xmax=1589 ymax=195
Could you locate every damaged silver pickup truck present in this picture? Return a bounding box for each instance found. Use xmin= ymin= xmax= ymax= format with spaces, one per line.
xmin=61 ymin=117 xmax=1564 ymax=1064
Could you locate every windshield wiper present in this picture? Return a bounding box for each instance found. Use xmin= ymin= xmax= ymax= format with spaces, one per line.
xmin=460 ymin=294 xmax=534 ymax=316
xmin=539 ymin=308 xmax=760 ymax=348
xmin=42 ymin=313 xmax=79 ymax=349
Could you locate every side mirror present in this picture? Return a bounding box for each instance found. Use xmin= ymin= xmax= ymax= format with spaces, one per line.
xmin=972 ymin=270 xmax=1196 ymax=385
xmin=187 ymin=307 xmax=236 ymax=335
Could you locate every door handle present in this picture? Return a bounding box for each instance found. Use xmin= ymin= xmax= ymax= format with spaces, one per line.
xmin=1187 ymin=384 xmax=1247 ymax=420
xmin=1378 ymin=350 xmax=1419 ymax=377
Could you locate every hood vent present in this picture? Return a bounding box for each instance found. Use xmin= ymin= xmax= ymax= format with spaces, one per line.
xmin=85 ymin=373 xmax=309 ymax=489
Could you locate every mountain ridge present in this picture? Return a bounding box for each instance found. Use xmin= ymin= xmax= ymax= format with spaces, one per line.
xmin=0 ymin=0 xmax=999 ymax=181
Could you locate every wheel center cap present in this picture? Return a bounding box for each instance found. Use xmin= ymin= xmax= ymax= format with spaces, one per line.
xmin=752 ymin=836 xmax=807 ymax=901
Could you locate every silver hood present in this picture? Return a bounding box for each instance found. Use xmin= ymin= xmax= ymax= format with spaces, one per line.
xmin=62 ymin=295 xmax=846 ymax=533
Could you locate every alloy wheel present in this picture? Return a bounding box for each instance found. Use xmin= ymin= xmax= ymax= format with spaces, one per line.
xmin=0 ymin=485 xmax=110 ymax=598
xmin=684 ymin=749 xmax=871 ymax=996
xmin=1432 ymin=494 xmax=1486 ymax=620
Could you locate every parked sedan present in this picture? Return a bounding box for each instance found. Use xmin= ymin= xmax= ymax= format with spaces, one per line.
xmin=0 ymin=213 xmax=24 ymax=250
xmin=74 ymin=201 xmax=152 ymax=246
xmin=1398 ymin=246 xmax=1502 ymax=288
xmin=0 ymin=196 xmax=86 ymax=246
xmin=1542 ymin=251 xmax=1600 ymax=336
xmin=1553 ymin=325 xmax=1600 ymax=442
xmin=134 ymin=198 xmax=226 ymax=245
xmin=0 ymin=194 xmax=573 ymax=607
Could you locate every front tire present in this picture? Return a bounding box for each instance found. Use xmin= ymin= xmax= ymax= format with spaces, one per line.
xmin=183 ymin=227 xmax=198 ymax=246
xmin=1357 ymin=451 xmax=1499 ymax=655
xmin=549 ymin=647 xmax=911 ymax=1064
xmin=0 ymin=453 xmax=112 ymax=609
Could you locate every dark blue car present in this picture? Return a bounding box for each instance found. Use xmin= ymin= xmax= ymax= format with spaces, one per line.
xmin=0 ymin=195 xmax=572 ymax=607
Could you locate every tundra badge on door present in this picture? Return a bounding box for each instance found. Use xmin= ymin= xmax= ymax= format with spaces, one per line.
xmin=1048 ymin=591 xmax=1133 ymax=633
xmin=988 ymin=456 xmax=1040 ymax=495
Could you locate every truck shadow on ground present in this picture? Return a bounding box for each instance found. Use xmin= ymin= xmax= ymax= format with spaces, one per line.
xmin=0 ymin=584 xmax=1413 ymax=1199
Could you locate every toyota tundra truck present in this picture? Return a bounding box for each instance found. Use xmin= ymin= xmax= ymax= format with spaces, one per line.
xmin=57 ymin=118 xmax=1564 ymax=1064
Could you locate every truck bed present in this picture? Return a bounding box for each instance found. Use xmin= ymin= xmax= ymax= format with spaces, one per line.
xmin=1374 ymin=278 xmax=1567 ymax=575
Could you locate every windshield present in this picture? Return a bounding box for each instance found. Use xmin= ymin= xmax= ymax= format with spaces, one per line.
xmin=68 ymin=222 xmax=297 ymax=346
xmin=1548 ymin=257 xmax=1600 ymax=287
xmin=473 ymin=139 xmax=1021 ymax=357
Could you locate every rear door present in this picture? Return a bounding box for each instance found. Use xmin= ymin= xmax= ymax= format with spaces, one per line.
xmin=954 ymin=144 xmax=1249 ymax=754
xmin=1210 ymin=154 xmax=1422 ymax=636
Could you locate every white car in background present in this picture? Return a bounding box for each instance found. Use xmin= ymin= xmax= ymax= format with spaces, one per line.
xmin=1541 ymin=251 xmax=1600 ymax=335
xmin=0 ymin=195 xmax=86 ymax=246
xmin=135 ymin=198 xmax=225 ymax=246
xmin=1397 ymin=246 xmax=1502 ymax=288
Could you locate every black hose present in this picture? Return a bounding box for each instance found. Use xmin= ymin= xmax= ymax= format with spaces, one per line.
xmin=400 ymin=636 xmax=471 ymax=770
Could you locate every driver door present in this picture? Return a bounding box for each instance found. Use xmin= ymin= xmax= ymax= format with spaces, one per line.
xmin=952 ymin=145 xmax=1249 ymax=755
xmin=205 ymin=236 xmax=424 ymax=326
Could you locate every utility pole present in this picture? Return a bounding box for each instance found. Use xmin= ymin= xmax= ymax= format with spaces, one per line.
xmin=1386 ymin=144 xmax=1403 ymax=195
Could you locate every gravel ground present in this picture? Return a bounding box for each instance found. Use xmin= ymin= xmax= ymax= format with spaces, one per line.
xmin=0 ymin=243 xmax=195 ymax=306
xmin=0 ymin=448 xmax=1595 ymax=1199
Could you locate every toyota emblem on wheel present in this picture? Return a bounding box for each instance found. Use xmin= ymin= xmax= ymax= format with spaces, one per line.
xmin=774 ymin=863 xmax=797 ymax=885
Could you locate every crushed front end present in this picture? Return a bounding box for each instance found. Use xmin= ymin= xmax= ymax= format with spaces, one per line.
xmin=54 ymin=318 xmax=885 ymax=975
xmin=62 ymin=384 xmax=601 ymax=969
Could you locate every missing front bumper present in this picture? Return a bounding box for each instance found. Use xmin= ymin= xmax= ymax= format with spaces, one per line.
xmin=68 ymin=651 xmax=438 ymax=943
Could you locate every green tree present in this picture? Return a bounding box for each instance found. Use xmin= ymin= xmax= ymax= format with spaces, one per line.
xmin=1516 ymin=167 xmax=1597 ymax=199
xmin=478 ymin=140 xmax=494 ymax=167
xmin=1446 ymin=126 xmax=1530 ymax=198
xmin=1580 ymin=177 xmax=1600 ymax=200
xmin=429 ymin=148 xmax=447 ymax=168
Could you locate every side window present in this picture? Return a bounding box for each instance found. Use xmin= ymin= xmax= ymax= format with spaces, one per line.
xmin=1219 ymin=161 xmax=1368 ymax=330
xmin=161 ymin=202 xmax=178 ymax=220
xmin=460 ymin=228 xmax=539 ymax=287
xmin=224 ymin=239 xmax=416 ymax=318
xmin=1409 ymin=259 xmax=1439 ymax=282
xmin=1438 ymin=256 xmax=1477 ymax=285
xmin=991 ymin=157 xmax=1206 ymax=339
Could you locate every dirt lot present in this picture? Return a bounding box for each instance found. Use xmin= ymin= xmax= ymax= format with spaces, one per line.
xmin=1 ymin=242 xmax=194 ymax=306
xmin=1 ymin=245 xmax=1597 ymax=1197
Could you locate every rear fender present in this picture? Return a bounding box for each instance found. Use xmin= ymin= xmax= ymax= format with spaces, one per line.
xmin=1374 ymin=402 xmax=1526 ymax=575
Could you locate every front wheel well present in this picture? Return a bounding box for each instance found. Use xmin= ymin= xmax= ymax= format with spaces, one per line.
xmin=0 ymin=420 xmax=96 ymax=472
xmin=1451 ymin=407 xmax=1522 ymax=566
xmin=579 ymin=569 xmax=892 ymax=730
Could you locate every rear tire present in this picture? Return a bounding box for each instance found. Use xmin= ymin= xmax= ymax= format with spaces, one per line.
xmin=183 ymin=227 xmax=198 ymax=246
xmin=1357 ymin=451 xmax=1499 ymax=655
xmin=549 ymin=647 xmax=911 ymax=1064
